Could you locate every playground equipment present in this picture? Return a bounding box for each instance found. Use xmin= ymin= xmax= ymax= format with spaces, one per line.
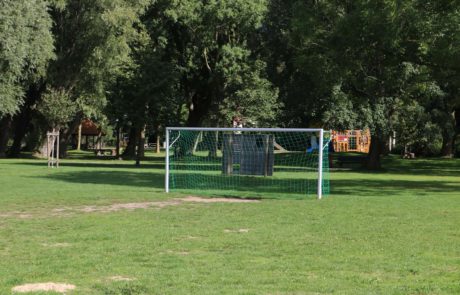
xmin=332 ymin=130 xmax=371 ymax=153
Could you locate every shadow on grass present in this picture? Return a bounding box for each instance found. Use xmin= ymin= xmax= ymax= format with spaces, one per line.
xmin=330 ymin=179 xmax=460 ymax=196
xmin=15 ymin=152 xmax=459 ymax=177
xmin=329 ymin=156 xmax=460 ymax=178
xmin=15 ymin=161 xmax=317 ymax=174
xmin=13 ymin=161 xmax=165 ymax=170
xmin=381 ymin=157 xmax=460 ymax=177
xmin=30 ymin=168 xmax=460 ymax=199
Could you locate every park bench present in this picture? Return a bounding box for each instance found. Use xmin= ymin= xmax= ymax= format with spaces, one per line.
xmin=336 ymin=155 xmax=367 ymax=167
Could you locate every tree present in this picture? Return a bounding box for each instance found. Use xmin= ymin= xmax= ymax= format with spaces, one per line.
xmin=421 ymin=1 xmax=460 ymax=157
xmin=148 ymin=0 xmax=278 ymax=127
xmin=289 ymin=0 xmax=445 ymax=168
xmin=263 ymin=0 xmax=337 ymax=128
xmin=108 ymin=0 xmax=279 ymax=161
xmin=43 ymin=0 xmax=150 ymax=157
xmin=0 ymin=0 xmax=54 ymax=118
xmin=0 ymin=0 xmax=54 ymax=156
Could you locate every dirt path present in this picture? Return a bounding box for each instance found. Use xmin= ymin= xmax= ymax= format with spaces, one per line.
xmin=0 ymin=196 xmax=260 ymax=219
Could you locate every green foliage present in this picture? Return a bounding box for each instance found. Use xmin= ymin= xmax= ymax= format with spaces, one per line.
xmin=292 ymin=1 xmax=417 ymax=134
xmin=285 ymin=0 xmax=460 ymax=159
xmin=151 ymin=0 xmax=278 ymax=126
xmin=0 ymin=0 xmax=54 ymax=117
xmin=323 ymin=85 xmax=358 ymax=130
xmin=47 ymin=0 xmax=150 ymax=120
xmin=1 ymin=0 xmax=460 ymax=159
xmin=36 ymin=88 xmax=76 ymax=128
xmin=393 ymin=99 xmax=442 ymax=154
xmin=216 ymin=56 xmax=280 ymax=127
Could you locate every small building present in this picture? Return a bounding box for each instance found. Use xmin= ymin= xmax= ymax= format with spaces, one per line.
xmin=71 ymin=119 xmax=105 ymax=150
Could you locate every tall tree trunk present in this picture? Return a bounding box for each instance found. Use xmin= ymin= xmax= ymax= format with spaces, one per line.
xmin=186 ymin=93 xmax=210 ymax=127
xmin=76 ymin=123 xmax=82 ymax=150
xmin=441 ymin=131 xmax=454 ymax=158
xmin=59 ymin=114 xmax=82 ymax=158
xmin=366 ymin=135 xmax=384 ymax=170
xmin=135 ymin=124 xmax=146 ymax=166
xmin=186 ymin=106 xmax=203 ymax=127
xmin=208 ymin=131 xmax=219 ymax=158
xmin=155 ymin=131 xmax=160 ymax=154
xmin=9 ymin=83 xmax=45 ymax=157
xmin=122 ymin=127 xmax=137 ymax=158
xmin=0 ymin=116 xmax=12 ymax=158
xmin=454 ymin=108 xmax=459 ymax=157
xmin=10 ymin=115 xmax=28 ymax=157
xmin=116 ymin=125 xmax=121 ymax=158
xmin=441 ymin=110 xmax=456 ymax=158
xmin=177 ymin=93 xmax=211 ymax=157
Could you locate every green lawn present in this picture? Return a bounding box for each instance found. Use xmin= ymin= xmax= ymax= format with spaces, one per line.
xmin=0 ymin=152 xmax=459 ymax=294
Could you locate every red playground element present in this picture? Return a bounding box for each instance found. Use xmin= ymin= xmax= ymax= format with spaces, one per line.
xmin=332 ymin=130 xmax=371 ymax=153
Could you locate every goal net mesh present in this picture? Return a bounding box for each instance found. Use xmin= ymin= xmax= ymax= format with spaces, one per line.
xmin=167 ymin=129 xmax=330 ymax=198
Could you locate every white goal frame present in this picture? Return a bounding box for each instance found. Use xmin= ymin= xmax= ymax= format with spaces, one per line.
xmin=165 ymin=127 xmax=326 ymax=199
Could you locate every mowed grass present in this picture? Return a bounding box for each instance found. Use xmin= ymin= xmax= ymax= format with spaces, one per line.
xmin=0 ymin=152 xmax=459 ymax=294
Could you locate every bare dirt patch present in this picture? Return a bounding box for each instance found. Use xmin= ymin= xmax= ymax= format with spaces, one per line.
xmin=224 ymin=228 xmax=250 ymax=233
xmin=0 ymin=212 xmax=33 ymax=219
xmin=78 ymin=201 xmax=178 ymax=213
xmin=42 ymin=242 xmax=71 ymax=248
xmin=51 ymin=200 xmax=183 ymax=215
xmin=164 ymin=250 xmax=190 ymax=255
xmin=181 ymin=196 xmax=260 ymax=203
xmin=108 ymin=276 xmax=136 ymax=282
xmin=12 ymin=282 xmax=75 ymax=293
xmin=0 ymin=196 xmax=260 ymax=219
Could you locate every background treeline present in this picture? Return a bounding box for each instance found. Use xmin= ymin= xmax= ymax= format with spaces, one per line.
xmin=0 ymin=0 xmax=459 ymax=168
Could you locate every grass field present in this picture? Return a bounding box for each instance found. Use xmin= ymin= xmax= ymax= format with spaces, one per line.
xmin=0 ymin=152 xmax=459 ymax=294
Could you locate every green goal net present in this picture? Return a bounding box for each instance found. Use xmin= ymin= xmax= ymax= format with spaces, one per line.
xmin=166 ymin=128 xmax=330 ymax=199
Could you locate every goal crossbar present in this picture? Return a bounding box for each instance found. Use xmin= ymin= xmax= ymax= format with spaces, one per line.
xmin=166 ymin=127 xmax=324 ymax=133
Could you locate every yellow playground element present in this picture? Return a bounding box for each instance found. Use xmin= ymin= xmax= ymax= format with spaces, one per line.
xmin=332 ymin=130 xmax=371 ymax=153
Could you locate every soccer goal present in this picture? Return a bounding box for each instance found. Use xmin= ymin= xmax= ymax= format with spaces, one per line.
xmin=165 ymin=127 xmax=330 ymax=199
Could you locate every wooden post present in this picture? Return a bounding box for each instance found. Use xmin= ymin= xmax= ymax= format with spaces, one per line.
xmin=77 ymin=123 xmax=82 ymax=150
xmin=56 ymin=131 xmax=60 ymax=168
xmin=51 ymin=133 xmax=54 ymax=166
xmin=47 ymin=130 xmax=59 ymax=168
xmin=116 ymin=126 xmax=121 ymax=158
xmin=47 ymin=133 xmax=50 ymax=168
xmin=264 ymin=135 xmax=270 ymax=177
xmin=135 ymin=124 xmax=146 ymax=166
xmin=156 ymin=133 xmax=160 ymax=154
xmin=98 ymin=132 xmax=103 ymax=149
xmin=223 ymin=134 xmax=233 ymax=175
xmin=193 ymin=131 xmax=202 ymax=153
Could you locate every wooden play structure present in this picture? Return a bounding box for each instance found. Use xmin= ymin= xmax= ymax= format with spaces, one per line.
xmin=332 ymin=130 xmax=371 ymax=153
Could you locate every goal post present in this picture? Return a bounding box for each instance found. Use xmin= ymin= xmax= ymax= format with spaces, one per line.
xmin=165 ymin=127 xmax=330 ymax=199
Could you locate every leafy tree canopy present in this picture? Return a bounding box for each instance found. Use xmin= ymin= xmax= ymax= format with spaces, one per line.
xmin=0 ymin=0 xmax=54 ymax=118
